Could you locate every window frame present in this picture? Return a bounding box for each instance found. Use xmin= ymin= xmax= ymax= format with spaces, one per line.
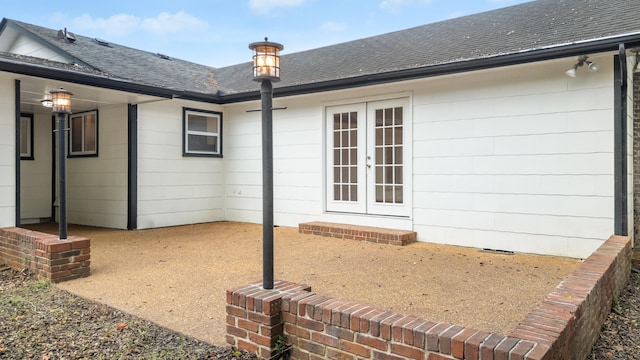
xmin=182 ymin=107 xmax=223 ymax=157
xmin=68 ymin=109 xmax=99 ymax=158
xmin=20 ymin=113 xmax=34 ymax=160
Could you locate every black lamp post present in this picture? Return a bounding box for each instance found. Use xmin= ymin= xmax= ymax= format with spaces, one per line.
xmin=249 ymin=38 xmax=283 ymax=290
xmin=50 ymin=88 xmax=73 ymax=240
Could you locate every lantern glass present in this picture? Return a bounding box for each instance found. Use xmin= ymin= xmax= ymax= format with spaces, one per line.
xmin=249 ymin=39 xmax=283 ymax=82
xmin=50 ymin=88 xmax=73 ymax=114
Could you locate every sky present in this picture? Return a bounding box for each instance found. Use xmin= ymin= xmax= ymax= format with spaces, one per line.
xmin=2 ymin=0 xmax=531 ymax=69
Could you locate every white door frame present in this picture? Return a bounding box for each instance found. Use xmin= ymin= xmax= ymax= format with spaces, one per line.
xmin=325 ymin=97 xmax=412 ymax=217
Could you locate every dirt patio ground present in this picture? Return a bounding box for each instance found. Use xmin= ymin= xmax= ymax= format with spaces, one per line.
xmin=24 ymin=222 xmax=581 ymax=346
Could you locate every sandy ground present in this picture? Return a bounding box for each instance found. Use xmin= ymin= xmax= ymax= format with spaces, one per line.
xmin=25 ymin=222 xmax=580 ymax=346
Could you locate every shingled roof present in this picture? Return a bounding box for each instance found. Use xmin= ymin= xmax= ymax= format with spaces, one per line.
xmin=1 ymin=0 xmax=640 ymax=102
xmin=3 ymin=18 xmax=220 ymax=95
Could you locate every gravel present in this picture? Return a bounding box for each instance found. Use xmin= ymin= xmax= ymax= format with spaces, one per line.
xmin=0 ymin=267 xmax=257 ymax=360
xmin=1 ymin=264 xmax=639 ymax=359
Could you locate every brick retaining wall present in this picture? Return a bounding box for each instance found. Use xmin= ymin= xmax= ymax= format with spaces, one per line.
xmin=0 ymin=227 xmax=90 ymax=283
xmin=226 ymin=234 xmax=631 ymax=359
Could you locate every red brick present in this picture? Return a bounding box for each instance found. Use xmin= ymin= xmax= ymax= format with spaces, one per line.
xmin=402 ymin=317 xmax=425 ymax=346
xmin=70 ymin=238 xmax=90 ymax=249
xmin=311 ymin=332 xmax=339 ymax=347
xmin=479 ymin=333 xmax=504 ymax=360
xmin=326 ymin=347 xmax=355 ymax=360
xmin=464 ymin=331 xmax=491 ymax=359
xmin=350 ymin=306 xmax=375 ymax=331
xmin=390 ymin=343 xmax=424 ymax=359
xmin=439 ymin=325 xmax=464 ymax=354
xmin=226 ymin=325 xmax=247 ymax=338
xmin=226 ymin=305 xmax=247 ymax=319
xmin=260 ymin=323 xmax=283 ymax=337
xmin=380 ymin=314 xmax=404 ymax=341
xmin=356 ymin=333 xmax=388 ymax=352
xmin=298 ymin=317 xmax=324 ymax=332
xmin=341 ymin=340 xmax=371 ymax=358
xmin=372 ymin=350 xmax=405 ymax=360
xmin=237 ymin=338 xmax=259 ymax=354
xmin=321 ymin=299 xmax=348 ymax=323
xmin=451 ymin=328 xmax=478 ymax=359
xmin=428 ymin=354 xmax=454 ymax=360
xmin=369 ymin=311 xmax=396 ymax=337
xmin=299 ymin=338 xmax=326 ymax=356
xmin=524 ymin=344 xmax=550 ymax=360
xmin=494 ymin=337 xmax=520 ymax=360
xmin=426 ymin=323 xmax=452 ymax=351
xmin=46 ymin=241 xmax=71 ymax=253
xmin=326 ymin=324 xmax=354 ymax=341
xmin=413 ymin=320 xmax=437 ymax=349
xmin=248 ymin=332 xmax=272 ymax=347
xmin=509 ymin=341 xmax=536 ymax=360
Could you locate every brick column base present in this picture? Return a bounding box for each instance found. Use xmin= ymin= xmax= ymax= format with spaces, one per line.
xmin=226 ymin=281 xmax=311 ymax=359
xmin=0 ymin=227 xmax=90 ymax=283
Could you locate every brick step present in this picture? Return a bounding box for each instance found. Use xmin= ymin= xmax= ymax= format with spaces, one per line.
xmin=298 ymin=221 xmax=416 ymax=246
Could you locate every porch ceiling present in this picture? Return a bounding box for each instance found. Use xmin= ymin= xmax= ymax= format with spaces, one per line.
xmin=16 ymin=74 xmax=163 ymax=114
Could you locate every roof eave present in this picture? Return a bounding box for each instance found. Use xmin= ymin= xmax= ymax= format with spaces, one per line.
xmin=3 ymin=19 xmax=95 ymax=69
xmin=0 ymin=58 xmax=179 ymax=99
xmin=219 ymin=32 xmax=640 ymax=104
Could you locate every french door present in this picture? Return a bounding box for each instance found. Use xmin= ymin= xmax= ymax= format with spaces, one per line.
xmin=326 ymin=98 xmax=410 ymax=217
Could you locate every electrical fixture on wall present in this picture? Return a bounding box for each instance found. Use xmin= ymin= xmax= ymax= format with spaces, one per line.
xmin=40 ymin=98 xmax=53 ymax=107
xmin=565 ymin=55 xmax=599 ymax=77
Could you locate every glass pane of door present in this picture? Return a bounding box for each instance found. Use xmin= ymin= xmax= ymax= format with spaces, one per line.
xmin=373 ymin=106 xmax=403 ymax=204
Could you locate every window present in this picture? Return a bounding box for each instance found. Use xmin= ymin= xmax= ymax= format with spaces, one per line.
xmin=183 ymin=108 xmax=222 ymax=157
xmin=20 ymin=113 xmax=34 ymax=160
xmin=69 ymin=110 xmax=98 ymax=157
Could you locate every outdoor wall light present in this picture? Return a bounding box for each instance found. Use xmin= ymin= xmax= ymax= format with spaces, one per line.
xmin=249 ymin=37 xmax=283 ymax=82
xmin=566 ymin=55 xmax=599 ymax=77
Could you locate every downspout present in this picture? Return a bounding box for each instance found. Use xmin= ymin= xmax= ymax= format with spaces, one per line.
xmin=614 ymin=44 xmax=628 ymax=236
xmin=127 ymin=104 xmax=138 ymax=230
xmin=14 ymin=79 xmax=20 ymax=227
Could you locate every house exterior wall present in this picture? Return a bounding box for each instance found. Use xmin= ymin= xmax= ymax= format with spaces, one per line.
xmin=224 ymin=55 xmax=616 ymax=258
xmin=0 ymin=74 xmax=15 ymax=227
xmin=411 ymin=54 xmax=615 ymax=258
xmin=67 ymin=105 xmax=128 ymax=229
xmin=136 ymin=99 xmax=225 ymax=229
xmin=224 ymin=96 xmax=325 ymax=226
xmin=20 ymin=112 xmax=52 ymax=221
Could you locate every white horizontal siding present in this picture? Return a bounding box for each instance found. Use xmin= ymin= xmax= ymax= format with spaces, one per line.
xmin=137 ymin=100 xmax=225 ymax=229
xmin=414 ymin=174 xmax=613 ymax=196
xmin=8 ymin=35 xmax=71 ymax=62
xmin=412 ymin=55 xmax=615 ymax=257
xmin=0 ymin=76 xmax=14 ymax=227
xmin=67 ymin=105 xmax=128 ymax=229
xmin=223 ymin=97 xmax=324 ymax=227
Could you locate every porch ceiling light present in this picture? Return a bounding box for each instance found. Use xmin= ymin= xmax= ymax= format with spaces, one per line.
xmin=40 ymin=98 xmax=53 ymax=108
xmin=565 ymin=55 xmax=599 ymax=77
xmin=50 ymin=88 xmax=73 ymax=114
xmin=249 ymin=37 xmax=283 ymax=82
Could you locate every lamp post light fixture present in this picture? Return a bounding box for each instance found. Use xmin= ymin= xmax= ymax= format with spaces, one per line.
xmin=50 ymin=88 xmax=73 ymax=240
xmin=249 ymin=38 xmax=283 ymax=290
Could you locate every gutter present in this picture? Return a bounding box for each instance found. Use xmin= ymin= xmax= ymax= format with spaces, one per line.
xmin=0 ymin=58 xmax=180 ymax=100
xmin=219 ymin=32 xmax=640 ymax=104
